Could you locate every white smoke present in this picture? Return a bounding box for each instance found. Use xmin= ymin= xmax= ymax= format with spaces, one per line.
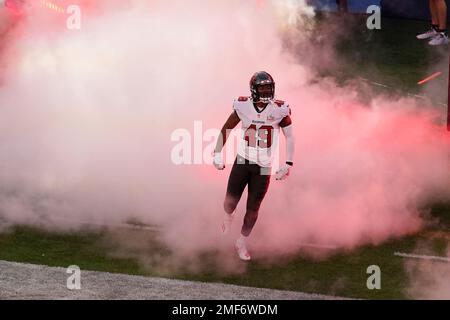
xmin=405 ymin=243 xmax=450 ymax=299
xmin=0 ymin=0 xmax=449 ymax=271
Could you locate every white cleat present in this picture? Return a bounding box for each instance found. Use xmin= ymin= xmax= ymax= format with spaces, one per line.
xmin=221 ymin=213 xmax=234 ymax=235
xmin=235 ymin=238 xmax=251 ymax=261
xmin=417 ymin=28 xmax=438 ymax=40
xmin=428 ymin=33 xmax=449 ymax=46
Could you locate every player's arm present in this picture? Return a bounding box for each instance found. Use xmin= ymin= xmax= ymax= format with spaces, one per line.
xmin=213 ymin=111 xmax=241 ymax=170
xmin=276 ymin=116 xmax=295 ymax=180
xmin=214 ymin=111 xmax=241 ymax=153
xmin=281 ymin=120 xmax=295 ymax=165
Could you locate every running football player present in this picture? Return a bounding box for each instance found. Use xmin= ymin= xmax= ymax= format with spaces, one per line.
xmin=213 ymin=71 xmax=296 ymax=261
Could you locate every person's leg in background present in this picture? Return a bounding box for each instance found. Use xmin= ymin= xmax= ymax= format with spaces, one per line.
xmin=430 ymin=0 xmax=440 ymax=29
xmin=429 ymin=0 xmax=449 ymax=45
xmin=418 ymin=0 xmax=439 ymax=39
xmin=336 ymin=0 xmax=348 ymax=13
xmin=417 ymin=0 xmax=439 ymax=39
xmin=435 ymin=0 xmax=447 ymax=31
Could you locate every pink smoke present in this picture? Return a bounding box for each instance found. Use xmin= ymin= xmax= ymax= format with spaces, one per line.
xmin=0 ymin=0 xmax=448 ymax=267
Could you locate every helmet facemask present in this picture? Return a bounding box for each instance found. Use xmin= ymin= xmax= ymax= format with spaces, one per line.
xmin=250 ymin=71 xmax=275 ymax=103
xmin=255 ymin=83 xmax=275 ymax=103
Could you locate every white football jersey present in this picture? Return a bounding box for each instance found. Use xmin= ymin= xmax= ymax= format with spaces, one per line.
xmin=233 ymin=97 xmax=291 ymax=168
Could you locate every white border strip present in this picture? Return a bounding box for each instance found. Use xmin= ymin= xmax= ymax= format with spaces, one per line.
xmin=394 ymin=252 xmax=450 ymax=263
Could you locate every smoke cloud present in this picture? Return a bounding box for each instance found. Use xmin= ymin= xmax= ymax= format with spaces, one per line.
xmin=0 ymin=0 xmax=449 ymax=270
xmin=405 ymin=243 xmax=450 ymax=299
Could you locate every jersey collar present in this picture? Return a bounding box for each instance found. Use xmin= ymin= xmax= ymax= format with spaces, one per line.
xmin=253 ymin=102 xmax=269 ymax=114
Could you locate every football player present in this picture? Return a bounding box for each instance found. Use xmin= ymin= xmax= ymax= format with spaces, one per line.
xmin=213 ymin=71 xmax=296 ymax=261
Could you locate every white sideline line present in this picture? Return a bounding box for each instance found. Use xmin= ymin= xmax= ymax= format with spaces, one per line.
xmin=371 ymin=82 xmax=389 ymax=88
xmin=358 ymin=77 xmax=448 ymax=107
xmin=394 ymin=252 xmax=450 ymax=263
xmin=48 ymin=216 xmax=158 ymax=231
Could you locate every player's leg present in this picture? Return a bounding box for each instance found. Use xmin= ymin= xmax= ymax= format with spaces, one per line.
xmin=224 ymin=157 xmax=249 ymax=214
xmin=222 ymin=156 xmax=250 ymax=234
xmin=242 ymin=166 xmax=271 ymax=237
xmin=417 ymin=0 xmax=440 ymax=39
xmin=429 ymin=0 xmax=449 ymax=45
xmin=235 ymin=165 xmax=270 ymax=261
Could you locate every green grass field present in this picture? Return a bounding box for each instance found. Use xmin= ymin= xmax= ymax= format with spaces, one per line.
xmin=314 ymin=14 xmax=449 ymax=106
xmin=0 ymin=14 xmax=449 ymax=300
xmin=0 ymin=206 xmax=448 ymax=299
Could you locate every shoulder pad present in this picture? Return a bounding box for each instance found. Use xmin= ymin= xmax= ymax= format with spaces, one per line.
xmin=274 ymin=100 xmax=285 ymax=107
xmin=238 ymin=96 xmax=249 ymax=102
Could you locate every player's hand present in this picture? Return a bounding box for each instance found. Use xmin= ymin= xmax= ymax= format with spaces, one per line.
xmin=275 ymin=164 xmax=292 ymax=180
xmin=213 ymin=152 xmax=225 ymax=170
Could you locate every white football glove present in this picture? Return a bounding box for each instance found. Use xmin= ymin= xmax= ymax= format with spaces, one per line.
xmin=275 ymin=164 xmax=292 ymax=180
xmin=213 ymin=152 xmax=225 ymax=170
